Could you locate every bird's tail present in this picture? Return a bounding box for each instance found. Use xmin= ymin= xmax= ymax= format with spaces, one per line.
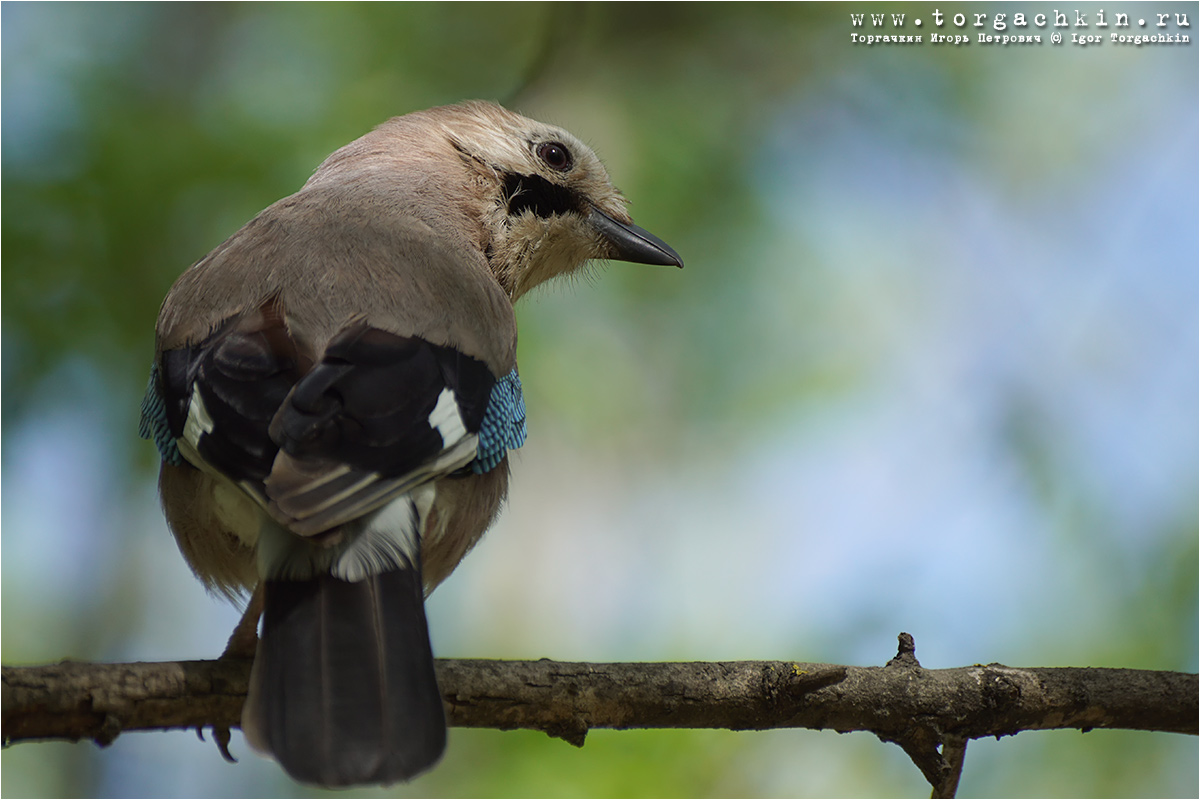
xmin=242 ymin=570 xmax=446 ymax=786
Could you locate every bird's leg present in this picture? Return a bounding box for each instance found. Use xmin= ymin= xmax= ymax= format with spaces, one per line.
xmin=221 ymin=582 xmax=264 ymax=660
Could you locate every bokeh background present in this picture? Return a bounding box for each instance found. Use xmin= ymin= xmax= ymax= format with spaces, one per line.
xmin=3 ymin=2 xmax=1196 ymax=797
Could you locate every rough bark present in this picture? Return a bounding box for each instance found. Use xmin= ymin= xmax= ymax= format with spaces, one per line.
xmin=3 ymin=635 xmax=1196 ymax=797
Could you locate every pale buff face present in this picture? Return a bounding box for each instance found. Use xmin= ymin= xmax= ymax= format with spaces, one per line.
xmin=299 ymin=100 xmax=672 ymax=303
xmin=426 ymin=101 xmax=635 ymax=299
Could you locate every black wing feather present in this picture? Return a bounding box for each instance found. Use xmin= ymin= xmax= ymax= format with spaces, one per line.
xmin=161 ymin=315 xmax=302 ymax=486
xmin=159 ymin=311 xmax=496 ymax=532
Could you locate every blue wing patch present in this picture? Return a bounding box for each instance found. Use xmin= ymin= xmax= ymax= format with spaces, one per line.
xmin=138 ymin=362 xmax=184 ymax=466
xmin=471 ymin=368 xmax=527 ymax=474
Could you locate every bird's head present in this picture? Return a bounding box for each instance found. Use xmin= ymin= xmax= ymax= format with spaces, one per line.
xmin=425 ymin=101 xmax=683 ymax=300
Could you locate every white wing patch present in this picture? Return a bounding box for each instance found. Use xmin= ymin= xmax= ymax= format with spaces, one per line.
xmin=182 ymin=389 xmax=215 ymax=451
xmin=428 ymin=388 xmax=468 ymax=447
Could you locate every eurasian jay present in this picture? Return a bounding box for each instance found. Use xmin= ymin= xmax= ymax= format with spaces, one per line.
xmin=138 ymin=101 xmax=682 ymax=787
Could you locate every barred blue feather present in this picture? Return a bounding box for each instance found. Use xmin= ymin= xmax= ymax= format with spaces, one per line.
xmin=138 ymin=363 xmax=184 ymax=466
xmin=471 ymin=368 xmax=526 ymax=474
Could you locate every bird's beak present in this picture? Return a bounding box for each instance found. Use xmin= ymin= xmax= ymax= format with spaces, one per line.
xmin=589 ymin=207 xmax=684 ymax=268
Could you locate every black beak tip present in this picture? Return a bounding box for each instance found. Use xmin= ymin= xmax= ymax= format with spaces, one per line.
xmin=650 ymin=237 xmax=685 ymax=270
xmin=589 ymin=208 xmax=684 ymax=269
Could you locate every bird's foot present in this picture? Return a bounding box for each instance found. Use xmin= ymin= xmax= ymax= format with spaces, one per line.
xmin=220 ymin=583 xmax=263 ymax=660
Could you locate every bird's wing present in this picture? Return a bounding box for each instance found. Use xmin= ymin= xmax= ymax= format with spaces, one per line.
xmin=263 ymin=321 xmax=496 ymax=535
xmin=148 ymin=299 xmax=502 ymax=534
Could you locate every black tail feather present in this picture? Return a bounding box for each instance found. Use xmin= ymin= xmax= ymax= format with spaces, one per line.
xmin=243 ymin=571 xmax=446 ymax=786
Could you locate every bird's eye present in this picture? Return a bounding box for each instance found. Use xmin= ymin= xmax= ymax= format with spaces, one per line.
xmin=536 ymin=142 xmax=572 ymax=172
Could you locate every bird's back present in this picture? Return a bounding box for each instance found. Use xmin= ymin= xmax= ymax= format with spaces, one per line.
xmin=157 ymin=173 xmax=516 ymax=378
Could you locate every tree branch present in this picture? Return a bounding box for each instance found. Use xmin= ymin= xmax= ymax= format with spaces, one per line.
xmin=4 ymin=634 xmax=1195 ymax=797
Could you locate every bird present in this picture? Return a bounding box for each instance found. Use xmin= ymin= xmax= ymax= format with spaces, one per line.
xmin=138 ymin=100 xmax=682 ymax=787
